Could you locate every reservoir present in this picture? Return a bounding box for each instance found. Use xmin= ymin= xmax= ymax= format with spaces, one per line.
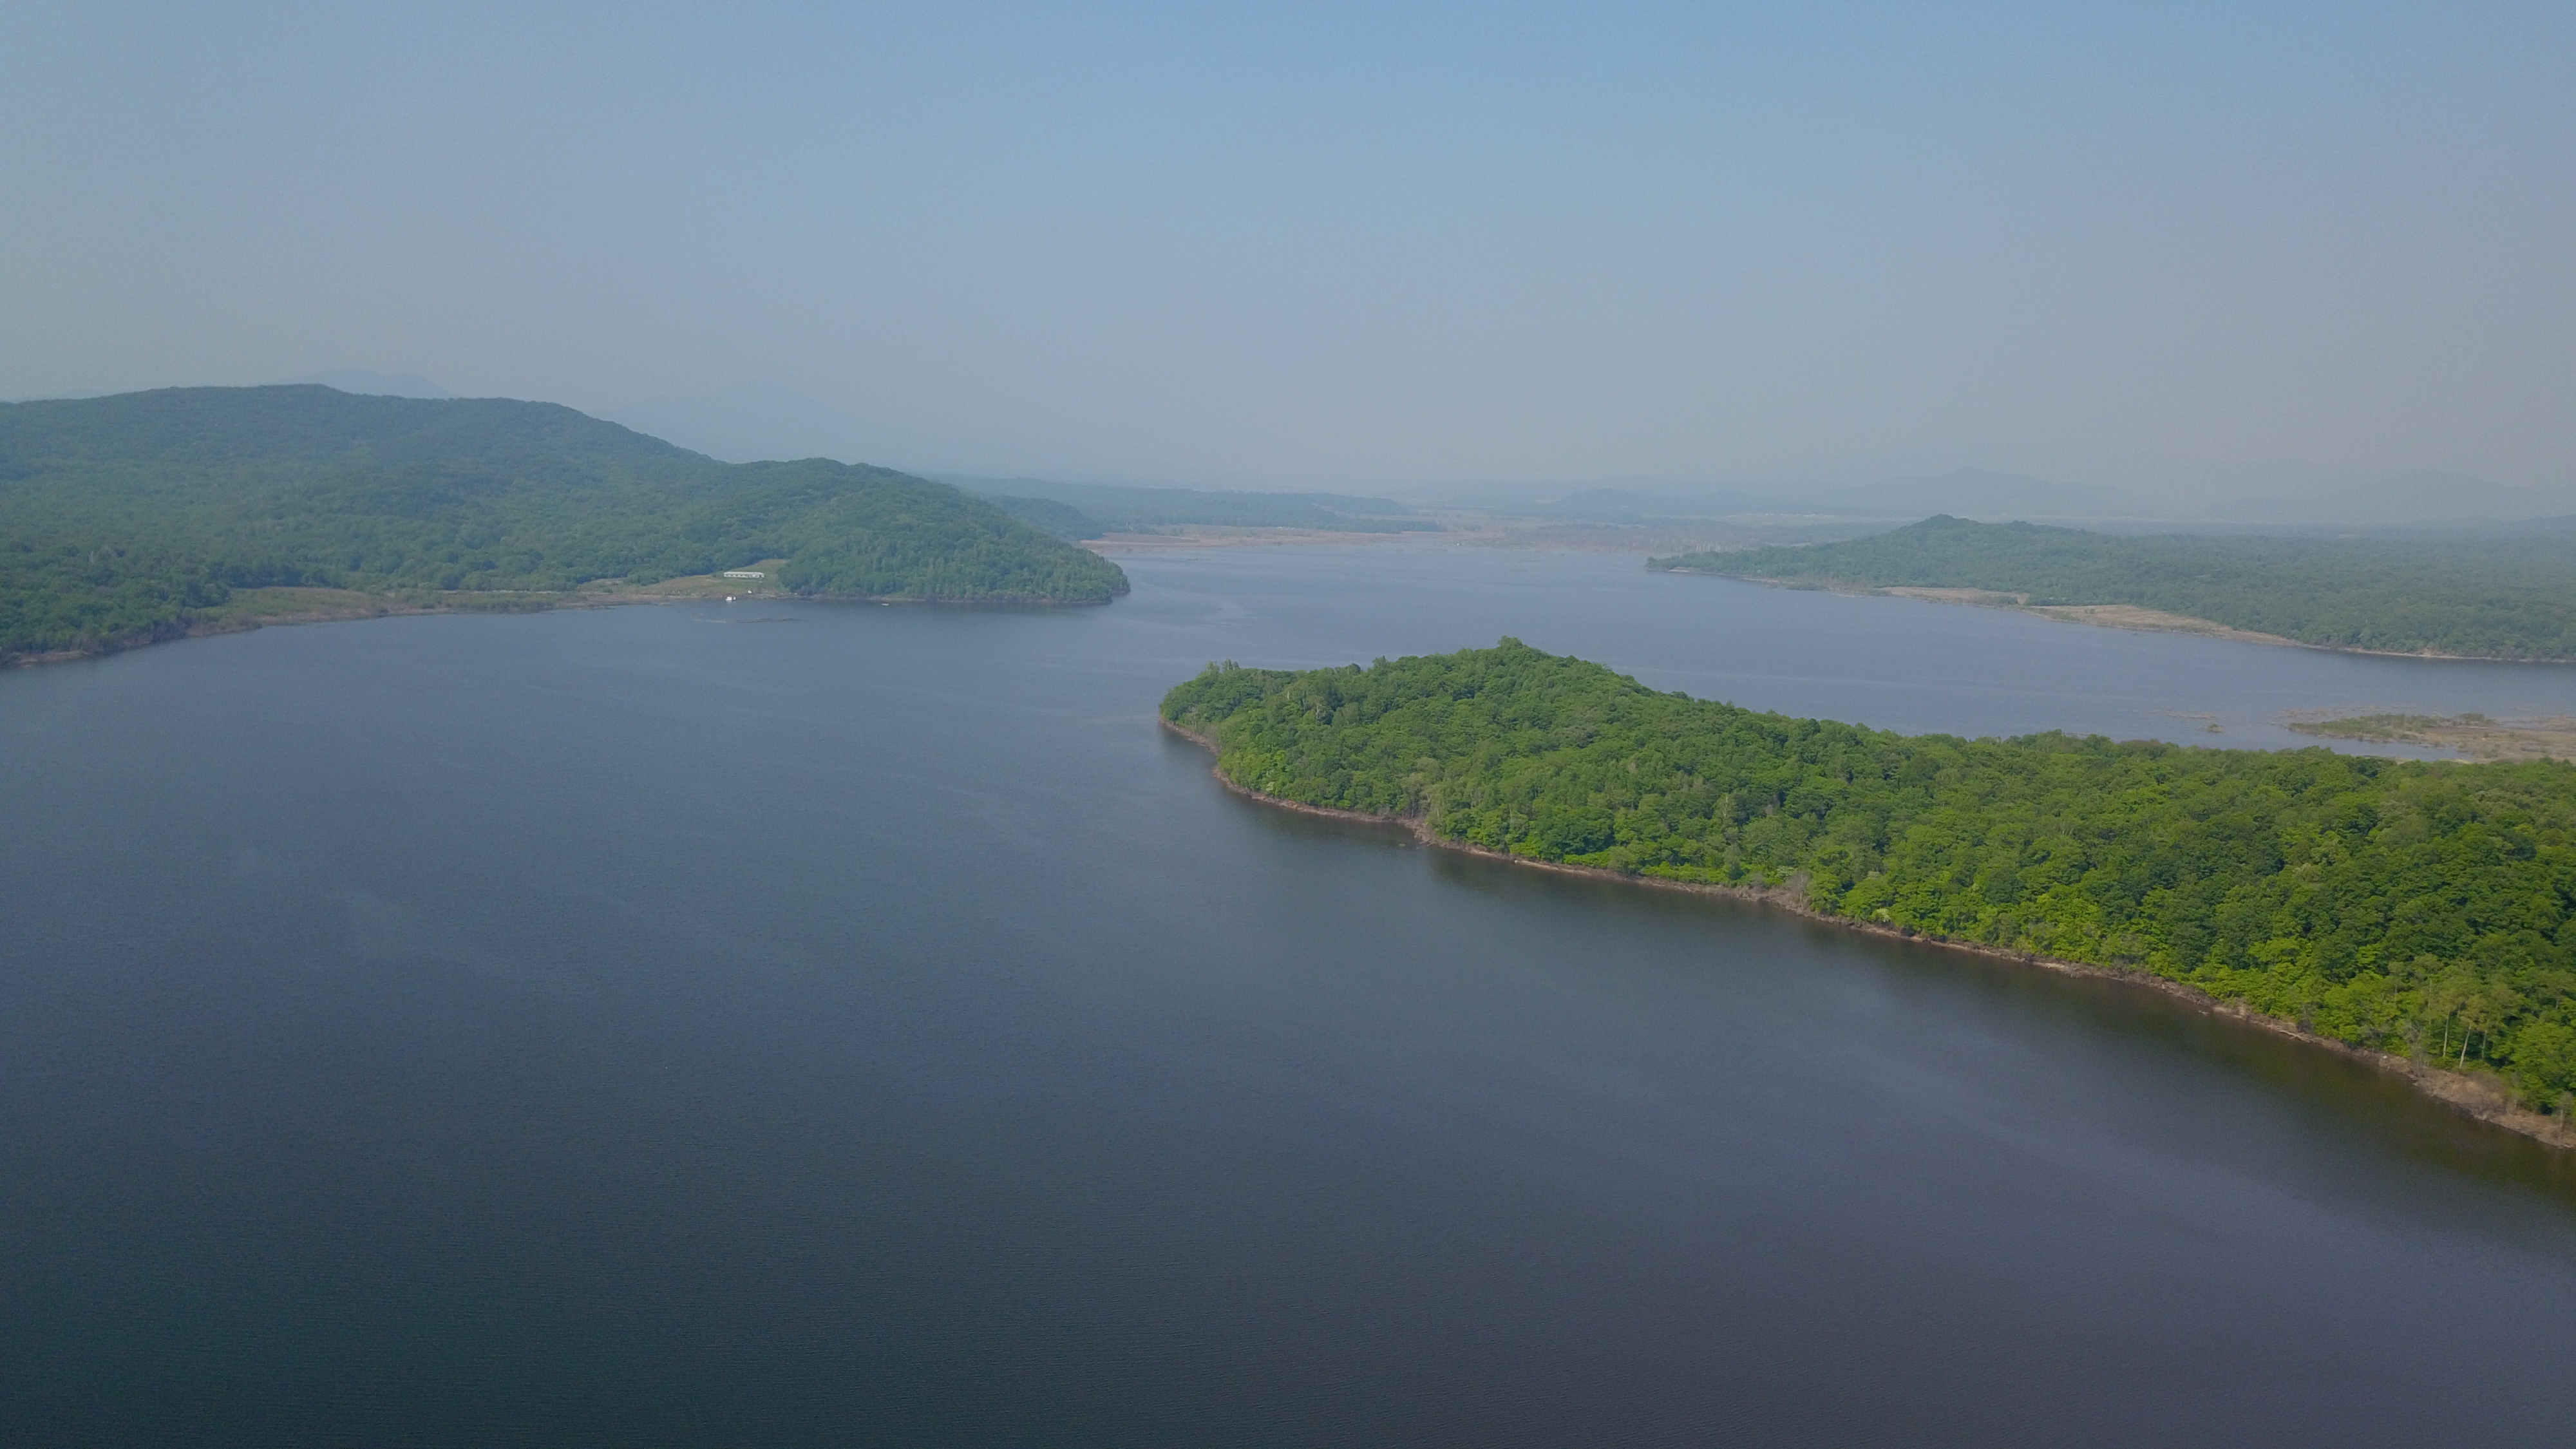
xmin=5 ymin=542 xmax=2574 ymax=1444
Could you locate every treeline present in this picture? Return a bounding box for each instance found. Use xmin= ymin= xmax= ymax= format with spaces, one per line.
xmin=1652 ymin=515 xmax=2576 ymax=661
xmin=0 ymin=537 xmax=243 ymax=658
xmin=0 ymin=386 xmax=1126 ymax=659
xmin=1164 ymin=641 xmax=2576 ymax=1113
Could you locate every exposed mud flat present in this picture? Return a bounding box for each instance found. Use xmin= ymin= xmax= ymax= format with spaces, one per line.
xmin=2286 ymin=710 xmax=2576 ymax=763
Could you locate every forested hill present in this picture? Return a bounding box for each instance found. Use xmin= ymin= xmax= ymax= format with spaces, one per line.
xmin=0 ymin=386 xmax=1126 ymax=659
xmin=1651 ymin=515 xmax=2576 ymax=661
xmin=1164 ymin=642 xmax=2576 ymax=1116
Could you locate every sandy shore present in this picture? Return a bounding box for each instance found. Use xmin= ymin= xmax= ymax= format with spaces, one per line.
xmin=1162 ymin=718 xmax=2576 ymax=1153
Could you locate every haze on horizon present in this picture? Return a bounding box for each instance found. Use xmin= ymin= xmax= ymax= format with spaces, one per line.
xmin=4 ymin=3 xmax=2571 ymax=509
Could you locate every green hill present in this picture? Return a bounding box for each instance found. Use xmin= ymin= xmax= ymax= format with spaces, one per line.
xmin=1652 ymin=515 xmax=2576 ymax=661
xmin=0 ymin=386 xmax=1126 ymax=659
xmin=1164 ymin=641 xmax=2576 ymax=1116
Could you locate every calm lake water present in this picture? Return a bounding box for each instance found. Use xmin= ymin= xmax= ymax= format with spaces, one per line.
xmin=5 ymin=542 xmax=2575 ymax=1445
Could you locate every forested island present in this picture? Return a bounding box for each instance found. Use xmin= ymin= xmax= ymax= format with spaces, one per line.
xmin=0 ymin=386 xmax=1127 ymax=662
xmin=1164 ymin=641 xmax=2576 ymax=1141
xmin=1651 ymin=515 xmax=2576 ymax=661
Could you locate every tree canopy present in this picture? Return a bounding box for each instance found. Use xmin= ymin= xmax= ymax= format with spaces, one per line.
xmin=1165 ymin=641 xmax=2576 ymax=1113
xmin=1 ymin=385 xmax=1126 ymax=659
xmin=1653 ymin=515 xmax=2576 ymax=661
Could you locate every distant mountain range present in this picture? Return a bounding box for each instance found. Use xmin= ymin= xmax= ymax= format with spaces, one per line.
xmin=2205 ymin=469 xmax=2573 ymax=528
xmin=266 ymin=377 xmax=2576 ymax=532
xmin=1430 ymin=470 xmax=2153 ymax=523
xmin=1425 ymin=466 xmax=2576 ymax=529
xmin=949 ymin=477 xmax=1434 ymax=537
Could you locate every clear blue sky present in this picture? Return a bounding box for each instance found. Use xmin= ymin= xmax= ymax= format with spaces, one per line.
xmin=4 ymin=3 xmax=2570 ymax=492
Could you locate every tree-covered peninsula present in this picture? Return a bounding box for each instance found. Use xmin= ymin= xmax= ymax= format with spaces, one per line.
xmin=1651 ymin=515 xmax=2576 ymax=661
xmin=0 ymin=385 xmax=1127 ymax=661
xmin=1164 ymin=641 xmax=2576 ymax=1120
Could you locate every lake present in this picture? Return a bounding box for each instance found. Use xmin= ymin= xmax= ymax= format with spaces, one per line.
xmin=4 ymin=541 xmax=2574 ymax=1445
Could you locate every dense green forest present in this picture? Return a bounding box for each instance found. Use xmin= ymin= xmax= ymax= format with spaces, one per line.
xmin=958 ymin=477 xmax=1437 ymax=536
xmin=1164 ymin=642 xmax=2576 ymax=1113
xmin=1652 ymin=515 xmax=2576 ymax=661
xmin=0 ymin=386 xmax=1125 ymax=659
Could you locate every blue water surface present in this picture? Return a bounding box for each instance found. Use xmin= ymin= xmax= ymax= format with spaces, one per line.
xmin=3 ymin=542 xmax=2571 ymax=1446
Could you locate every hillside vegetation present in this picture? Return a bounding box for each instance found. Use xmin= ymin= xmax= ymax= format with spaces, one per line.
xmin=1652 ymin=516 xmax=2576 ymax=661
xmin=1164 ymin=641 xmax=2576 ymax=1115
xmin=0 ymin=386 xmax=1126 ymax=659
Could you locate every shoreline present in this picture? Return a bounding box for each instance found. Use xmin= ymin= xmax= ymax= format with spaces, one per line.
xmin=1660 ymin=569 xmax=2576 ymax=666
xmin=1161 ymin=717 xmax=2576 ymax=1154
xmin=3 ymin=585 xmax=1115 ymax=669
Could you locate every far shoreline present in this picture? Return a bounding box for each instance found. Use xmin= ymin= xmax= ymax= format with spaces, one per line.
xmin=3 ymin=580 xmax=1117 ymax=670
xmin=1658 ymin=568 xmax=2576 ymax=667
xmin=1161 ymin=717 xmax=2576 ymax=1156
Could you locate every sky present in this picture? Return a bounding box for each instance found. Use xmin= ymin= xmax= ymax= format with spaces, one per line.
xmin=3 ymin=2 xmax=2571 ymax=498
